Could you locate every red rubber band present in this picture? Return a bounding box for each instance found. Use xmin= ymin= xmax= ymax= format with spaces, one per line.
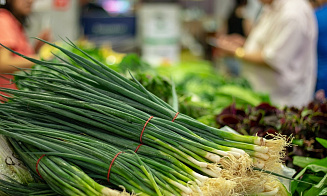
xmin=36 ymin=154 xmax=46 ymax=179
xmin=172 ymin=112 xmax=180 ymax=122
xmin=134 ymin=143 xmax=143 ymax=153
xmin=140 ymin=116 xmax=153 ymax=143
xmin=107 ymin=152 xmax=123 ymax=183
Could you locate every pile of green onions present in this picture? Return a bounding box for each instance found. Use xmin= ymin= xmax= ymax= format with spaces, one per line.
xmin=0 ymin=40 xmax=287 ymax=195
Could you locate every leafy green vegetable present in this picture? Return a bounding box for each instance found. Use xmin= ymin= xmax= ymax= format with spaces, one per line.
xmin=118 ymin=53 xmax=150 ymax=74
xmin=215 ymin=102 xmax=327 ymax=169
xmin=316 ymin=138 xmax=327 ymax=149
xmin=291 ymin=138 xmax=327 ymax=196
xmin=293 ymin=156 xmax=320 ymax=168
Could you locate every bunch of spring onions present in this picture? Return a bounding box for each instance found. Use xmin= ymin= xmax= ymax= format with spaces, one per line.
xmin=0 ymin=40 xmax=289 ymax=195
xmin=0 ymin=117 xmax=208 ymax=195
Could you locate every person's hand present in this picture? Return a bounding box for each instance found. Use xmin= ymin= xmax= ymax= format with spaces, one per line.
xmin=35 ymin=29 xmax=52 ymax=53
xmin=228 ymin=34 xmax=246 ymax=46
xmin=212 ymin=34 xmax=246 ymax=58
xmin=216 ymin=35 xmax=242 ymax=57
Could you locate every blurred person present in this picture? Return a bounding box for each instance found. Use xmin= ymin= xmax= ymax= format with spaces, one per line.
xmin=0 ymin=0 xmax=50 ymax=91
xmin=216 ymin=0 xmax=252 ymax=76
xmin=311 ymin=0 xmax=327 ymax=97
xmin=216 ymin=0 xmax=317 ymax=107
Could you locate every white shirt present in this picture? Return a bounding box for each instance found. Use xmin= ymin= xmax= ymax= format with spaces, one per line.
xmin=242 ymin=0 xmax=317 ymax=107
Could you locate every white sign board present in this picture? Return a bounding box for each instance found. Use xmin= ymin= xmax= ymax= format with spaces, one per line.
xmin=138 ymin=3 xmax=181 ymax=66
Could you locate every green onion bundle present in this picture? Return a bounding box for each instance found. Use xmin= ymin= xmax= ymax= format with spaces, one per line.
xmin=0 ymin=41 xmax=288 ymax=195
xmin=9 ymin=139 xmax=117 ymax=196
xmin=0 ymin=118 xmax=204 ymax=196
xmin=35 ymin=40 xmax=281 ymax=168
xmin=0 ymin=88 xmax=222 ymax=175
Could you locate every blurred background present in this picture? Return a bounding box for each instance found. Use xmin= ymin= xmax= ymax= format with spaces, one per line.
xmin=1 ymin=1 xmax=327 ymax=194
xmin=26 ymin=0 xmax=261 ymax=66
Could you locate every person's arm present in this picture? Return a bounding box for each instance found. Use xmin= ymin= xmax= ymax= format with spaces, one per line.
xmin=0 ymin=47 xmax=37 ymax=73
xmin=217 ymin=15 xmax=306 ymax=71
xmin=216 ymin=37 xmax=270 ymax=67
xmin=0 ymin=14 xmax=38 ymax=73
xmin=234 ymin=47 xmax=268 ymax=66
